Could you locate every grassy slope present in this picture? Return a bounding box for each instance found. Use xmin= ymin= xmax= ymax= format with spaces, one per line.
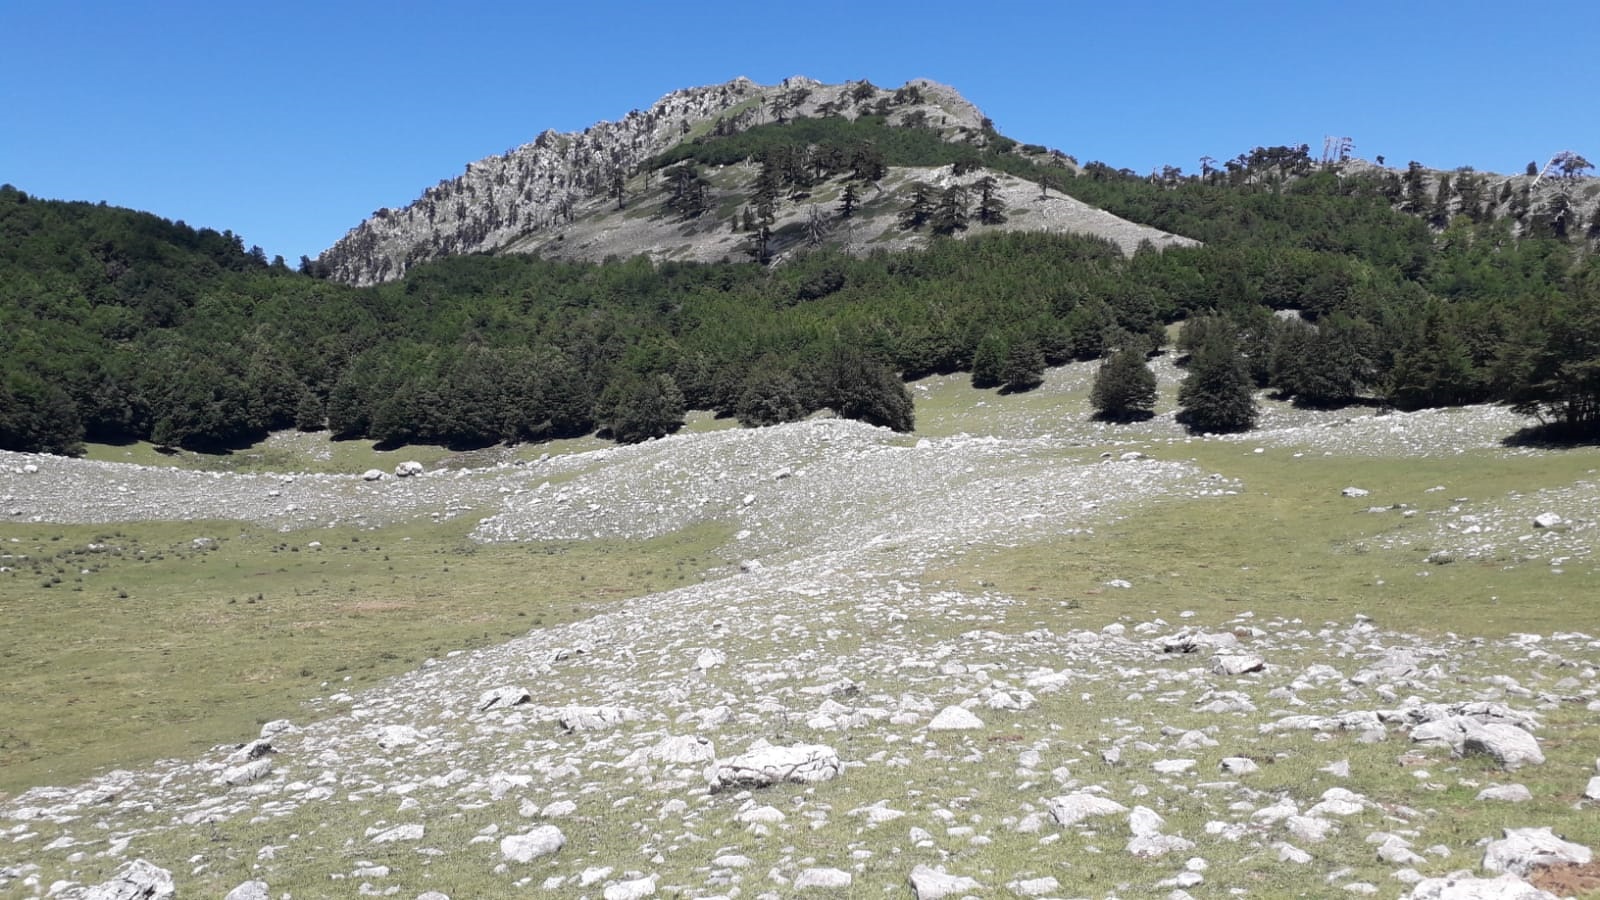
xmin=0 ymin=517 xmax=728 ymax=797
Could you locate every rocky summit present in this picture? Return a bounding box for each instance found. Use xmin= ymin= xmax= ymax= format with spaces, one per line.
xmin=314 ymin=76 xmax=1194 ymax=285
xmin=2 ymin=361 xmax=1598 ymax=899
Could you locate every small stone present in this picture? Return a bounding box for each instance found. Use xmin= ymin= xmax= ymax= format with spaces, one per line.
xmin=794 ymin=868 xmax=851 ymax=890
xmin=224 ymin=881 xmax=270 ymax=900
xmin=1212 ymin=654 xmax=1266 ymax=675
xmin=370 ymin=823 xmax=423 ymax=844
xmin=1476 ymin=784 xmax=1533 ymax=803
xmin=1276 ymin=842 xmax=1312 ymax=864
xmin=603 ymin=876 xmax=657 ymax=900
xmin=1219 ymin=757 xmax=1259 ymax=776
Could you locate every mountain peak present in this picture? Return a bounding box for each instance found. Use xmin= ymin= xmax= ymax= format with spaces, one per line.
xmin=315 ymin=77 xmax=999 ymax=285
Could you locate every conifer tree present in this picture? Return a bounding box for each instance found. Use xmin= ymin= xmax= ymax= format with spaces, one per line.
xmin=1176 ymin=324 xmax=1257 ymax=433
xmin=837 ymin=181 xmax=860 ymax=218
xmin=930 ymin=184 xmax=970 ymax=236
xmin=973 ymin=175 xmax=1008 ymax=225
xmin=1090 ymin=346 xmax=1158 ymax=421
xmin=898 ymin=182 xmax=934 ymax=231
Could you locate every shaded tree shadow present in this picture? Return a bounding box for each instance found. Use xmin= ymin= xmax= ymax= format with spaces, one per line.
xmin=1502 ymin=421 xmax=1600 ymax=449
xmin=1091 ymin=410 xmax=1156 ymax=424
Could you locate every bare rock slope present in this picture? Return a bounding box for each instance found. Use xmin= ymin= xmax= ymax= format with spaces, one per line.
xmin=316 ymin=76 xmax=1194 ymax=284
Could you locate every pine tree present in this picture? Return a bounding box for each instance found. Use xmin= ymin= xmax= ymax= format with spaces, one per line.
xmin=838 ymin=182 xmax=860 ymax=218
xmin=997 ymin=336 xmax=1045 ymax=392
xmin=930 ymin=184 xmax=970 ymax=236
xmin=1176 ymin=325 xmax=1257 ymax=433
xmin=973 ymin=175 xmax=1008 ymax=225
xmin=1090 ymin=347 xmax=1158 ymax=422
xmin=898 ymin=182 xmax=934 ymax=231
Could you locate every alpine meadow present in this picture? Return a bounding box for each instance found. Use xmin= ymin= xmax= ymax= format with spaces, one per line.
xmin=3 ymin=75 xmax=1599 ymax=900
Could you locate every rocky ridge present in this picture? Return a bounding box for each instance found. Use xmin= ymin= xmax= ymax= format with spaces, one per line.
xmin=316 ymin=76 xmax=997 ymax=286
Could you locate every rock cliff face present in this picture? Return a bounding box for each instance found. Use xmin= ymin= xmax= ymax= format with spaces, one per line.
xmin=316 ymin=77 xmax=992 ymax=286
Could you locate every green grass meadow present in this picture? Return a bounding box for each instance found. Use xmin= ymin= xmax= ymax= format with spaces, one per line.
xmin=0 ymin=516 xmax=728 ymax=798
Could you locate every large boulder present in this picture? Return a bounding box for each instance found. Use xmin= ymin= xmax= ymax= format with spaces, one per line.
xmin=1462 ymin=724 xmax=1545 ymax=770
xmin=708 ymin=742 xmax=841 ymax=793
xmin=1482 ymin=827 xmax=1592 ymax=876
xmin=394 ymin=460 xmax=425 ymax=477
xmin=81 ymin=859 xmax=175 ymax=900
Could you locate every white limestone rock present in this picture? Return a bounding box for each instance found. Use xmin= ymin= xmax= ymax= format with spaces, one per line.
xmin=708 ymin=742 xmax=841 ymax=793
xmin=927 ymin=705 xmax=984 ymax=731
xmin=1482 ymin=827 xmax=1591 ymax=876
xmin=1219 ymin=756 xmax=1260 ymax=775
xmin=1046 ymin=792 xmax=1128 ymax=827
xmin=219 ymin=758 xmax=273 ymax=787
xmin=1407 ymin=873 xmax=1559 ymax=899
xmin=223 ymin=881 xmax=270 ymax=900
xmin=1462 ymin=724 xmax=1545 ymax=770
xmin=1476 ymin=784 xmax=1533 ymax=803
xmin=369 ymin=823 xmax=424 ymax=844
xmin=603 ymin=876 xmax=657 ymax=900
xmin=476 ymin=685 xmax=531 ymax=712
xmin=794 ymin=868 xmax=852 ymax=889
xmin=1213 ymin=654 xmax=1266 ymax=675
xmin=558 ymin=706 xmax=641 ymax=732
xmin=908 ymin=864 xmax=981 ymax=900
xmin=500 ymin=825 xmax=566 ymax=863
xmin=81 ymin=859 xmax=175 ymax=900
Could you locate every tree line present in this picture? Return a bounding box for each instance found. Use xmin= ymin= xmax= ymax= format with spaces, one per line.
xmin=3 ymin=145 xmax=1598 ymax=455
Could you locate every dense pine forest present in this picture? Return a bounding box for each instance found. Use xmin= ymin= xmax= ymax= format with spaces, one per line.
xmin=3 ymin=131 xmax=1598 ymax=456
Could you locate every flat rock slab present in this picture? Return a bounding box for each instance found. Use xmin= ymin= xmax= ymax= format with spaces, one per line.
xmin=708 ymin=742 xmax=841 ymax=793
xmin=1483 ymin=827 xmax=1592 ymax=876
xmin=1407 ymin=873 xmax=1558 ymax=899
xmin=1046 ymin=792 xmax=1128 ymax=827
xmin=908 ymin=864 xmax=981 ymax=900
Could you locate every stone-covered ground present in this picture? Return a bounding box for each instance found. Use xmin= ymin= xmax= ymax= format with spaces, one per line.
xmin=2 ymin=368 xmax=1597 ymax=899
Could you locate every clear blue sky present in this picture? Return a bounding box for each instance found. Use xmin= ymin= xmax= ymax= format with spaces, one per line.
xmin=4 ymin=0 xmax=1595 ymax=264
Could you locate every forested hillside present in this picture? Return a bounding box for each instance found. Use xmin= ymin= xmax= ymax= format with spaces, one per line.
xmin=4 ymin=145 xmax=1599 ymax=456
